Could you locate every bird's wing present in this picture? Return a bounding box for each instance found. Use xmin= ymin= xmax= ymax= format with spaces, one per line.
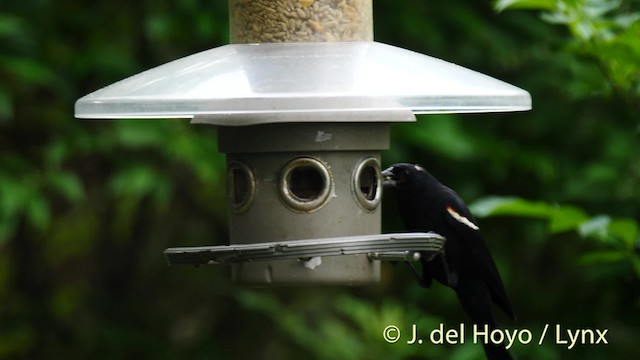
xmin=442 ymin=188 xmax=516 ymax=321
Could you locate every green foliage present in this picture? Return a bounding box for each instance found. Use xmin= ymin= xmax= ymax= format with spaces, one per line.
xmin=499 ymin=0 xmax=640 ymax=99
xmin=235 ymin=289 xmax=477 ymax=360
xmin=495 ymin=0 xmax=556 ymax=12
xmin=470 ymin=196 xmax=640 ymax=278
xmin=486 ymin=0 xmax=640 ymax=282
xmin=470 ymin=196 xmax=589 ymax=233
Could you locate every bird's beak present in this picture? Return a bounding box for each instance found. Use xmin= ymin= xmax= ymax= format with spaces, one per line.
xmin=381 ymin=167 xmax=397 ymax=188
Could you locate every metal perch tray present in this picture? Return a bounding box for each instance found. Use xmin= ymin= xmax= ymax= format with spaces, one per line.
xmin=164 ymin=232 xmax=445 ymax=266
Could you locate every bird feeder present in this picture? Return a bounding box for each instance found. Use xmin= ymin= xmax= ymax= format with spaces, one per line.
xmin=75 ymin=0 xmax=530 ymax=286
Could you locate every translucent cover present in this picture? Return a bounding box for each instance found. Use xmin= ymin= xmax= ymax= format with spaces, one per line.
xmin=75 ymin=42 xmax=531 ymax=123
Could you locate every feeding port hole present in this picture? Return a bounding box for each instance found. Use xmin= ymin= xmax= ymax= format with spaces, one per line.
xmin=227 ymin=162 xmax=256 ymax=213
xmin=280 ymin=157 xmax=332 ymax=213
xmin=353 ymin=157 xmax=382 ymax=211
xmin=289 ymin=166 xmax=324 ymax=201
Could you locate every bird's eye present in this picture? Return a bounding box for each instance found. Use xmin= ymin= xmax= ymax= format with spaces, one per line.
xmin=393 ymin=170 xmax=407 ymax=183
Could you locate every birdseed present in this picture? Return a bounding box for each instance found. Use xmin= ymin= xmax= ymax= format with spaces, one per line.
xmin=230 ymin=0 xmax=373 ymax=43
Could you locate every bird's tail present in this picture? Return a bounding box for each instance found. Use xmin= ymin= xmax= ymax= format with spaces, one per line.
xmin=482 ymin=341 xmax=513 ymax=360
xmin=455 ymin=284 xmax=513 ymax=360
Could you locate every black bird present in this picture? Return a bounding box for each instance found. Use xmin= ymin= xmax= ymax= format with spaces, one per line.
xmin=382 ymin=163 xmax=515 ymax=360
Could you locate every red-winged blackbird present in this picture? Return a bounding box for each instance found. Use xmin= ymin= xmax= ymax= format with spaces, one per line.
xmin=382 ymin=163 xmax=515 ymax=360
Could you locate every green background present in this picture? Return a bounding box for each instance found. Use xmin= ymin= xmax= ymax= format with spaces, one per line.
xmin=1 ymin=0 xmax=638 ymax=359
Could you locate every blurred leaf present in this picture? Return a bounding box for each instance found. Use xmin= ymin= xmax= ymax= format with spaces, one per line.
xmin=235 ymin=289 xmax=281 ymax=314
xmin=578 ymin=215 xmax=611 ymax=240
xmin=236 ymin=291 xmax=322 ymax=356
xmin=334 ymin=295 xmax=376 ymax=331
xmin=577 ymin=249 xmax=628 ymax=265
xmin=470 ymin=196 xmax=589 ymax=233
xmin=470 ymin=196 xmax=554 ymax=218
xmin=114 ymin=122 xmax=166 ymax=148
xmin=538 ymin=0 xmax=634 ymax=41
xmin=400 ymin=116 xmax=477 ymax=160
xmin=0 ymin=177 xmax=50 ymax=238
xmin=548 ymin=206 xmax=589 ymax=233
xmin=450 ymin=342 xmax=485 ymax=360
xmin=45 ymin=140 xmax=70 ymax=168
xmin=576 ymin=215 xmax=639 ymax=247
xmin=585 ymin=0 xmax=623 ymax=18
xmin=471 ymin=195 xmax=640 ymax=270
xmin=614 ymin=13 xmax=640 ymax=28
xmin=0 ymin=176 xmax=30 ymax=220
xmin=145 ymin=14 xmax=173 ymax=41
xmin=165 ymin=127 xmax=224 ymax=183
xmin=48 ymin=172 xmax=84 ymax=203
xmin=598 ymin=21 xmax=640 ymax=92
xmin=109 ymin=165 xmax=170 ymax=205
xmin=0 ymin=15 xmax=26 ymax=38
xmin=318 ymin=321 xmax=361 ymax=360
xmin=1 ymin=56 xmax=55 ymax=87
xmin=26 ymin=195 xmax=50 ymax=230
xmin=609 ymin=218 xmax=639 ymax=248
xmin=495 ymin=0 xmax=556 ymax=12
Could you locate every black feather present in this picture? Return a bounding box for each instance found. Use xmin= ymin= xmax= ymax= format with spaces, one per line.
xmin=383 ymin=163 xmax=515 ymax=360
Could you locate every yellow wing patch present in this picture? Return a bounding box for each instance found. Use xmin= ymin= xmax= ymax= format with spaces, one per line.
xmin=446 ymin=206 xmax=480 ymax=231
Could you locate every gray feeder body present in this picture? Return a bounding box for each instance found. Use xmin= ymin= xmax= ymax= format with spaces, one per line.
xmin=217 ymin=122 xmax=389 ymax=286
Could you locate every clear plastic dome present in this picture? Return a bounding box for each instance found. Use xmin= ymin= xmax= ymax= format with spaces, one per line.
xmin=75 ymin=42 xmax=531 ymax=124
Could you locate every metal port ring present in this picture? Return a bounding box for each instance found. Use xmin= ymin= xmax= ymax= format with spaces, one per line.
xmin=279 ymin=157 xmax=333 ymax=213
xmin=227 ymin=161 xmax=256 ymax=214
xmin=352 ymin=157 xmax=382 ymax=212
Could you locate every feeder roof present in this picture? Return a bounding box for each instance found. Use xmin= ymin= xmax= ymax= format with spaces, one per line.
xmin=75 ymin=42 xmax=531 ymax=124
